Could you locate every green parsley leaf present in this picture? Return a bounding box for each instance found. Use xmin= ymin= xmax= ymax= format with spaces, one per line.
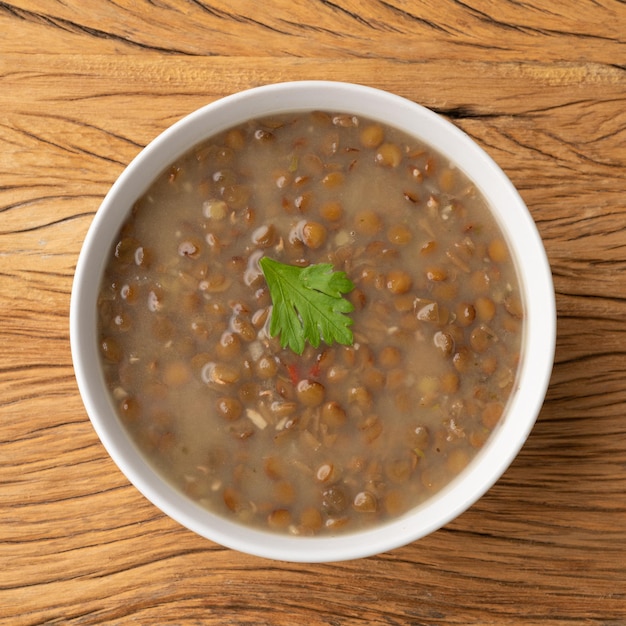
xmin=259 ymin=257 xmax=355 ymax=355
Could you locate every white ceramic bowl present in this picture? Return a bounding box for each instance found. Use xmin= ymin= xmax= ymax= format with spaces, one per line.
xmin=70 ymin=81 xmax=555 ymax=562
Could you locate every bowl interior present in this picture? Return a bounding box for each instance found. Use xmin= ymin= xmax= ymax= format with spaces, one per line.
xmin=70 ymin=81 xmax=555 ymax=562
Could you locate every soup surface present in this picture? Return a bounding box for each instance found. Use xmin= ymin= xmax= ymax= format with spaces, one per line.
xmin=98 ymin=111 xmax=523 ymax=536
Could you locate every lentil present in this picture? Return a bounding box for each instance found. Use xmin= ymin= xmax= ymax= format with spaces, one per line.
xmin=97 ymin=110 xmax=523 ymax=536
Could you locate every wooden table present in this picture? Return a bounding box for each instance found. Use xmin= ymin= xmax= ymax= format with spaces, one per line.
xmin=2 ymin=2 xmax=625 ymax=623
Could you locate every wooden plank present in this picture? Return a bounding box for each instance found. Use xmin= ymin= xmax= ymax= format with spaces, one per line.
xmin=1 ymin=1 xmax=626 ymax=623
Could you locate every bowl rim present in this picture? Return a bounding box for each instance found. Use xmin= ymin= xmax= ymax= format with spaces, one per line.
xmin=70 ymin=80 xmax=556 ymax=562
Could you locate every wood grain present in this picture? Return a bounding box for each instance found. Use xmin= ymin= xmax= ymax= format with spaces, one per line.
xmin=1 ymin=1 xmax=626 ymax=624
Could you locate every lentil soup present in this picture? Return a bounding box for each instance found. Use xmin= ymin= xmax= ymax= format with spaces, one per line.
xmin=97 ymin=111 xmax=523 ymax=536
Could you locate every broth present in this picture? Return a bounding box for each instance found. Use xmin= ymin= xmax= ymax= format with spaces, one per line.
xmin=97 ymin=111 xmax=523 ymax=535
